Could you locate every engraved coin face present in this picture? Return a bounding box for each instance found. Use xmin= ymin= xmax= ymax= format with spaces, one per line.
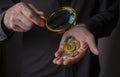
xmin=64 ymin=42 xmax=76 ymax=52
xmin=62 ymin=36 xmax=80 ymax=58
xmin=70 ymin=40 xmax=80 ymax=50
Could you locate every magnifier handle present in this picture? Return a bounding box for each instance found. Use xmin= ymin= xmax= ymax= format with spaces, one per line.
xmin=40 ymin=16 xmax=47 ymax=21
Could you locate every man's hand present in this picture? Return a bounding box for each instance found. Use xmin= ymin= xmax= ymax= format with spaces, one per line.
xmin=4 ymin=2 xmax=45 ymax=32
xmin=53 ymin=24 xmax=100 ymax=65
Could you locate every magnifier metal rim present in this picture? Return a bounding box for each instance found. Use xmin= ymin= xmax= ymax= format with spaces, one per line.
xmin=46 ymin=6 xmax=77 ymax=33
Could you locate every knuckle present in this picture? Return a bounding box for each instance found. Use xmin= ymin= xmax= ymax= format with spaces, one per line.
xmin=11 ymin=10 xmax=16 ymax=14
xmin=10 ymin=24 xmax=16 ymax=29
xmin=17 ymin=2 xmax=26 ymax=6
xmin=16 ymin=2 xmax=28 ymax=10
xmin=25 ymin=23 xmax=33 ymax=30
xmin=27 ymin=12 xmax=34 ymax=18
xmin=10 ymin=19 xmax=18 ymax=29
xmin=27 ymin=25 xmax=33 ymax=30
xmin=29 ymin=22 xmax=34 ymax=26
xmin=11 ymin=17 xmax=16 ymax=23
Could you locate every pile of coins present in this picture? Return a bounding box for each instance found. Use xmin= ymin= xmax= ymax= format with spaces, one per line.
xmin=62 ymin=36 xmax=80 ymax=59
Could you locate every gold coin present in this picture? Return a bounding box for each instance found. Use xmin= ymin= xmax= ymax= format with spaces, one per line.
xmin=64 ymin=42 xmax=76 ymax=52
xmin=70 ymin=39 xmax=80 ymax=50
xmin=62 ymin=36 xmax=80 ymax=58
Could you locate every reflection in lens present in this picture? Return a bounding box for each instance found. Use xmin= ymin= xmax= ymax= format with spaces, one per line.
xmin=68 ymin=15 xmax=75 ymax=24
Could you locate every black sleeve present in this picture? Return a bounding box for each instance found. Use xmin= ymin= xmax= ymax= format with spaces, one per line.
xmin=0 ymin=0 xmax=15 ymax=41
xmin=83 ymin=0 xmax=119 ymax=38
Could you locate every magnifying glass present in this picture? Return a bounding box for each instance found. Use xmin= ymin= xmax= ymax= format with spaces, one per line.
xmin=40 ymin=6 xmax=77 ymax=33
xmin=40 ymin=7 xmax=80 ymax=58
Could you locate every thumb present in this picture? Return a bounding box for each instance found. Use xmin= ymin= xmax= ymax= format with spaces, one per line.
xmin=28 ymin=4 xmax=44 ymax=15
xmin=87 ymin=36 xmax=100 ymax=55
xmin=28 ymin=4 xmax=45 ymax=26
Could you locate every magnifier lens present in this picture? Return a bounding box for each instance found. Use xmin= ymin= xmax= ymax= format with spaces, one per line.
xmin=47 ymin=10 xmax=75 ymax=30
xmin=46 ymin=7 xmax=77 ymax=33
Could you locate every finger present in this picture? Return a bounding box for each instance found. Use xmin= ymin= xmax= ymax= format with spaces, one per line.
xmin=28 ymin=4 xmax=45 ymax=26
xmin=87 ymin=35 xmax=100 ymax=55
xmin=55 ymin=48 xmax=64 ymax=58
xmin=28 ymin=4 xmax=44 ymax=15
xmin=53 ymin=57 xmax=60 ymax=64
xmin=62 ymin=52 xmax=84 ymax=65
xmin=55 ymin=58 xmax=63 ymax=65
xmin=53 ymin=57 xmax=63 ymax=65
xmin=62 ymin=48 xmax=87 ymax=65
xmin=14 ymin=17 xmax=31 ymax=32
xmin=79 ymin=41 xmax=88 ymax=51
xmin=63 ymin=58 xmax=72 ymax=65
xmin=9 ymin=16 xmax=26 ymax=32
xmin=16 ymin=3 xmax=43 ymax=26
xmin=55 ymin=35 xmax=67 ymax=57
xmin=10 ymin=23 xmax=26 ymax=32
xmin=17 ymin=12 xmax=33 ymax=29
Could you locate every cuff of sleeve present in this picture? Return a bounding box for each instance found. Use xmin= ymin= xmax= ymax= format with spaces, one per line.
xmin=0 ymin=12 xmax=7 ymax=41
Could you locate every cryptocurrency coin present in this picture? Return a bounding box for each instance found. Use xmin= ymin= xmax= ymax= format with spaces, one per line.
xmin=62 ymin=52 xmax=74 ymax=59
xmin=62 ymin=36 xmax=80 ymax=58
xmin=64 ymin=42 xmax=76 ymax=52
xmin=70 ymin=39 xmax=80 ymax=50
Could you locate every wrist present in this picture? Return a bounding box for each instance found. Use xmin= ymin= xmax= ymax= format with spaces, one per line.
xmin=1 ymin=14 xmax=14 ymax=37
xmin=76 ymin=24 xmax=90 ymax=31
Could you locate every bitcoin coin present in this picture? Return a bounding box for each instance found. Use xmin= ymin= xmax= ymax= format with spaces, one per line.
xmin=64 ymin=42 xmax=76 ymax=52
xmin=62 ymin=36 xmax=80 ymax=58
xmin=70 ymin=39 xmax=80 ymax=50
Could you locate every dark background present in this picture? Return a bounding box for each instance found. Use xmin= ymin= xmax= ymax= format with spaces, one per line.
xmin=0 ymin=0 xmax=120 ymax=77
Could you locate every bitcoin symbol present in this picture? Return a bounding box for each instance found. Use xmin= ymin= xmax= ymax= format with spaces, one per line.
xmin=64 ymin=42 xmax=76 ymax=52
